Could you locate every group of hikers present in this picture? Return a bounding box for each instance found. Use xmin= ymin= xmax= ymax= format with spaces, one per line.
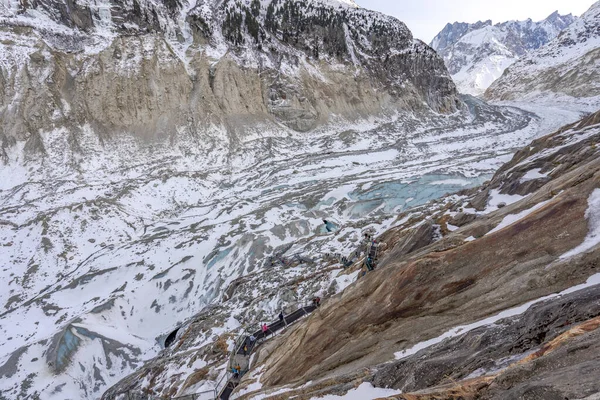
xmin=229 ymin=296 xmax=322 ymax=381
xmin=261 ymin=322 xmax=270 ymax=334
xmin=335 ymin=232 xmax=379 ymax=272
xmin=268 ymin=255 xmax=289 ymax=267
xmin=259 ymin=296 xmax=322 ymax=336
xmin=228 ymin=231 xmax=378 ymax=383
xmin=222 ymin=231 xmax=379 ymax=396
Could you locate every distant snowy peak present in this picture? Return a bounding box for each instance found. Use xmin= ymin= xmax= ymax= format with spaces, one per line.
xmin=485 ymin=1 xmax=600 ymax=101
xmin=543 ymin=2 xmax=600 ymax=59
xmin=431 ymin=20 xmax=492 ymax=53
xmin=431 ymin=11 xmax=576 ymax=96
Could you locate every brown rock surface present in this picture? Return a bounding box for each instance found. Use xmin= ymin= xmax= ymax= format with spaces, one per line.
xmin=449 ymin=212 xmax=477 ymax=227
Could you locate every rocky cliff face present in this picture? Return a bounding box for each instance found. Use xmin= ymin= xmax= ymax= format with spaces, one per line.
xmin=235 ymin=110 xmax=600 ymax=399
xmin=431 ymin=12 xmax=576 ymax=96
xmin=0 ymin=0 xmax=459 ymax=164
xmin=485 ymin=1 xmax=600 ymax=102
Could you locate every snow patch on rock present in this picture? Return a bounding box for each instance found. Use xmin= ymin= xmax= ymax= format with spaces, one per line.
xmin=561 ymin=189 xmax=600 ymax=259
xmin=395 ymin=272 xmax=600 ymax=361
xmin=310 ymin=382 xmax=402 ymax=399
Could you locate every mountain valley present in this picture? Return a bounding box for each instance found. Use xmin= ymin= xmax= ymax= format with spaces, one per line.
xmin=0 ymin=1 xmax=599 ymax=400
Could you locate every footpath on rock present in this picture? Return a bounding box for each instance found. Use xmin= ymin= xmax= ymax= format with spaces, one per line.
xmin=112 ymin=302 xmax=320 ymax=400
xmin=215 ymin=302 xmax=319 ymax=400
xmin=102 ymin=231 xmax=385 ymax=400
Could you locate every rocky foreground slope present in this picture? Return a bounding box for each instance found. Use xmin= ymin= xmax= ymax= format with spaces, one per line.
xmin=225 ymin=110 xmax=600 ymax=399
xmin=431 ymin=12 xmax=575 ymax=96
xmin=486 ymin=1 xmax=600 ymax=102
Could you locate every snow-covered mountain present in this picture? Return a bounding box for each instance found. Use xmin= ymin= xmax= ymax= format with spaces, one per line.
xmin=0 ymin=1 xmax=597 ymax=400
xmin=431 ymin=12 xmax=576 ymax=96
xmin=486 ymin=1 xmax=600 ymax=101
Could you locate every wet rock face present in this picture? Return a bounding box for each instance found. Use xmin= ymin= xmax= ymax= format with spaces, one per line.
xmin=371 ymin=285 xmax=600 ymax=394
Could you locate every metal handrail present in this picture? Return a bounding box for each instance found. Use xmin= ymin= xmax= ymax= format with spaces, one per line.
xmin=213 ymin=370 xmax=231 ymax=399
xmin=117 ymin=301 xmax=322 ymax=400
xmin=116 ymin=388 xmax=216 ymax=400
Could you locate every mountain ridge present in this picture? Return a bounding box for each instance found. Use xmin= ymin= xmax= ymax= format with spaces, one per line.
xmin=0 ymin=0 xmax=460 ymax=162
xmin=431 ymin=11 xmax=576 ymax=96
xmin=485 ymin=0 xmax=600 ymax=101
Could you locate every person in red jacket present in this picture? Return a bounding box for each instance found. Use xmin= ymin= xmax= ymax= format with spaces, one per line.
xmin=312 ymin=296 xmax=321 ymax=307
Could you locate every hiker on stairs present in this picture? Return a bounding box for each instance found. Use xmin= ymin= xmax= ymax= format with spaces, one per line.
xmin=365 ymin=239 xmax=379 ymax=271
xmin=216 ymin=302 xmax=324 ymax=400
xmin=312 ymin=296 xmax=321 ymax=307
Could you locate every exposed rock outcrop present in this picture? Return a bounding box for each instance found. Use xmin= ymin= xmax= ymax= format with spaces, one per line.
xmin=377 ymin=220 xmax=436 ymax=264
xmin=261 ymin=286 xmax=600 ymax=399
xmin=0 ymin=0 xmax=460 ymax=163
xmin=450 ymin=211 xmax=477 ymax=227
xmin=371 ymin=285 xmax=600 ymax=394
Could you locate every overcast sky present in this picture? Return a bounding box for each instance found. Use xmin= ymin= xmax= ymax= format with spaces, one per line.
xmin=354 ymin=0 xmax=595 ymax=44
